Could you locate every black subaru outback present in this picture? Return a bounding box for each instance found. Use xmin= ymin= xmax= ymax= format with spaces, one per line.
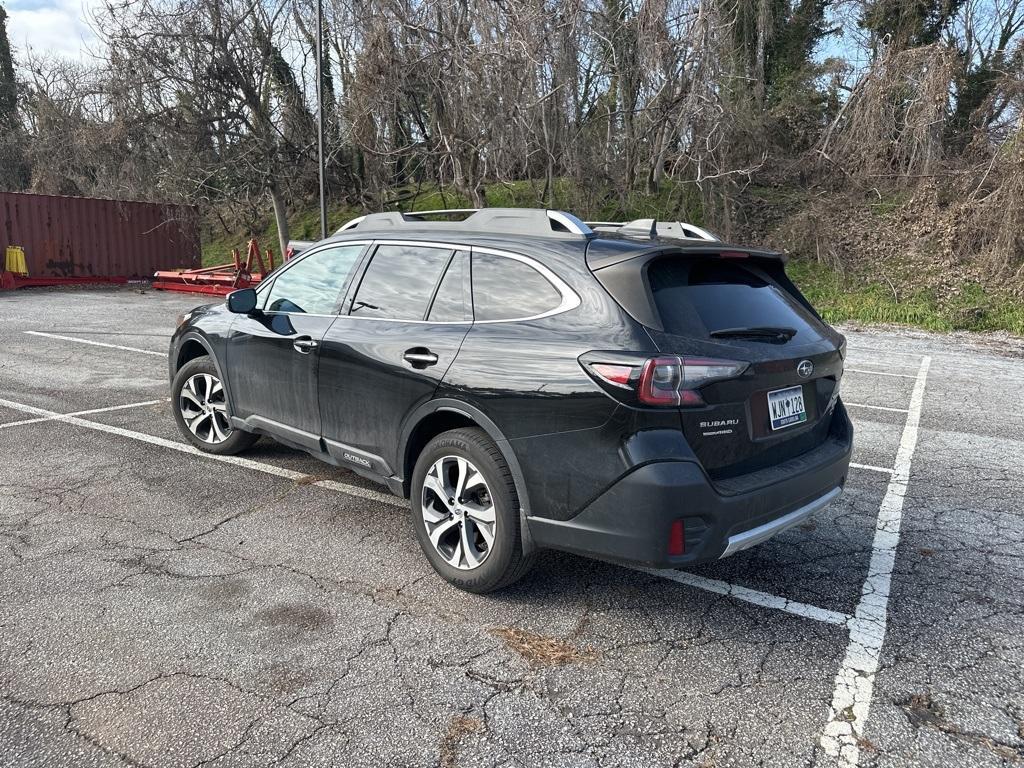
xmin=169 ymin=209 xmax=852 ymax=592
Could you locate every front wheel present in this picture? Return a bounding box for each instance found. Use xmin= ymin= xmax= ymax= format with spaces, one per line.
xmin=171 ymin=356 xmax=258 ymax=455
xmin=410 ymin=428 xmax=535 ymax=593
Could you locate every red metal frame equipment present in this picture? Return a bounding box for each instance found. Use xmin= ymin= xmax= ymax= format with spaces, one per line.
xmin=153 ymin=239 xmax=275 ymax=296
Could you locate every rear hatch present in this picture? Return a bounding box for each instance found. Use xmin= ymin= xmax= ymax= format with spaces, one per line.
xmin=590 ymin=244 xmax=846 ymax=480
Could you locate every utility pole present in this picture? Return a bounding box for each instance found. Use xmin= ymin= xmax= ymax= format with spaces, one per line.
xmin=316 ymin=0 xmax=327 ymax=240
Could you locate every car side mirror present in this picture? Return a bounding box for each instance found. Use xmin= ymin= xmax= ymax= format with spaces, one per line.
xmin=226 ymin=288 xmax=258 ymax=314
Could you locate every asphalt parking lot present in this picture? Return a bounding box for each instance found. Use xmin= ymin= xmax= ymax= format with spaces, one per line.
xmin=1 ymin=287 xmax=1022 ymax=768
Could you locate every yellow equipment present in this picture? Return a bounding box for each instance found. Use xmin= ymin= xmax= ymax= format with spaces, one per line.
xmin=5 ymin=246 xmax=28 ymax=276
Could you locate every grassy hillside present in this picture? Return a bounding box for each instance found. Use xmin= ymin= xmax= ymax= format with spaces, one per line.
xmin=788 ymin=261 xmax=1024 ymax=335
xmin=202 ymin=180 xmax=1024 ymax=336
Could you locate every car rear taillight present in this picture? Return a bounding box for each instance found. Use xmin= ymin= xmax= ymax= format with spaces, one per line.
xmin=589 ymin=364 xmax=635 ymax=388
xmin=583 ymin=355 xmax=747 ymax=407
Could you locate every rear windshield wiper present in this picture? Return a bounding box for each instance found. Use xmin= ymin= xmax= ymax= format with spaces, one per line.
xmin=710 ymin=326 xmax=797 ymax=341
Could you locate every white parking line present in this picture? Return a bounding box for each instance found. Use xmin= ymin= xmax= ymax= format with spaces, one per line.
xmin=845 ymin=402 xmax=909 ymax=413
xmin=311 ymin=478 xmax=402 ymax=506
xmin=636 ymin=567 xmax=852 ymax=626
xmin=0 ymin=399 xmax=169 ymax=430
xmin=845 ymin=368 xmax=917 ymax=379
xmin=849 ymin=462 xmax=895 ymax=475
xmin=0 ymin=394 xmax=866 ymax=628
xmin=0 ymin=355 xmax=915 ymax=651
xmin=845 ymin=362 xmax=921 ymax=375
xmin=0 ymin=397 xmax=402 ymax=507
xmin=844 ymin=347 xmax=925 ymax=359
xmin=24 ymin=331 xmax=165 ymax=357
xmin=820 ymin=355 xmax=931 ymax=766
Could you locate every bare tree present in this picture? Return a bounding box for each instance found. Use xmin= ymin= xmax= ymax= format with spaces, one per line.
xmin=95 ymin=0 xmax=317 ymax=256
xmin=2 ymin=0 xmax=1019 ymax=265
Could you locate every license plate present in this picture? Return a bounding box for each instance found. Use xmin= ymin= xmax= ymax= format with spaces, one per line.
xmin=768 ymin=385 xmax=807 ymax=430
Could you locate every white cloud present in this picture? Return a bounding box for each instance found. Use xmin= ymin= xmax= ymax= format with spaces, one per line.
xmin=6 ymin=0 xmax=105 ymax=63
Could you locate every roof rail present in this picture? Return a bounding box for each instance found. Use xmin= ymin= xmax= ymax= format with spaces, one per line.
xmin=405 ymin=208 xmax=480 ymax=218
xmin=335 ymin=208 xmax=594 ymax=239
xmin=586 ymin=219 xmax=720 ymax=242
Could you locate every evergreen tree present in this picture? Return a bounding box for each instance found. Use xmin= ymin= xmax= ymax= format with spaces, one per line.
xmin=860 ymin=0 xmax=966 ymax=52
xmin=0 ymin=5 xmax=16 ymax=129
xmin=0 ymin=4 xmax=29 ymax=190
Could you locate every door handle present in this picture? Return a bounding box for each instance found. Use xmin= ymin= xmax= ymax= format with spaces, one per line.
xmin=403 ymin=348 xmax=439 ymax=368
xmin=293 ymin=337 xmax=319 ymax=354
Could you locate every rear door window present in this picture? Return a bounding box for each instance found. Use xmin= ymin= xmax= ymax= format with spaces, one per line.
xmin=349 ymin=244 xmax=453 ymax=320
xmin=472 ymin=253 xmax=563 ymax=321
xmin=648 ymin=259 xmax=823 ymax=341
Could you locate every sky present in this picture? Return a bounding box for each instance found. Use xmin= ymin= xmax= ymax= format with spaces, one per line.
xmin=4 ymin=0 xmax=101 ymax=62
xmin=2 ymin=0 xmax=874 ymax=73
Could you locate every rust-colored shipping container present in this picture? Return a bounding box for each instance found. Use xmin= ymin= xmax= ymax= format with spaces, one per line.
xmin=1 ymin=191 xmax=200 ymax=284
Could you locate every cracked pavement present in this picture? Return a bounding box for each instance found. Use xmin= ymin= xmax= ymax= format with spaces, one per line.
xmin=0 ymin=287 xmax=1021 ymax=767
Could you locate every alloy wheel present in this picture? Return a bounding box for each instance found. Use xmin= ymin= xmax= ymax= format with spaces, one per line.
xmin=178 ymin=372 xmax=231 ymax=445
xmin=421 ymin=455 xmax=496 ymax=570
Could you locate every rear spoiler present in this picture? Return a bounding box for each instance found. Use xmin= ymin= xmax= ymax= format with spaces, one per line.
xmin=586 ymin=240 xmax=786 ymax=271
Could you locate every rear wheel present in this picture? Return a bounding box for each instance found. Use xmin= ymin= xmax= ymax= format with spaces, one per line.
xmin=171 ymin=356 xmax=258 ymax=455
xmin=411 ymin=428 xmax=534 ymax=593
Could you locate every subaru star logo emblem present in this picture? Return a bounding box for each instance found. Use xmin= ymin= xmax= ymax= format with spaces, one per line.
xmin=797 ymin=360 xmax=814 ymax=378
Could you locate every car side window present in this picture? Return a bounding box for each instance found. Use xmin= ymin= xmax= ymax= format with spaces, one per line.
xmin=426 ymin=251 xmax=471 ymax=322
xmin=349 ymin=244 xmax=453 ymax=320
xmin=471 ymin=252 xmax=563 ymax=321
xmin=264 ymin=245 xmax=363 ymax=315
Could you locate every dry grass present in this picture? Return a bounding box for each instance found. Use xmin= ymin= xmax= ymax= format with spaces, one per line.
xmin=820 ymin=44 xmax=957 ymax=180
xmin=900 ymin=692 xmax=1024 ymax=762
xmin=856 ymin=736 xmax=879 ymax=753
xmin=439 ymin=714 xmax=484 ymax=768
xmin=490 ymin=626 xmax=598 ymax=667
xmin=960 ymin=123 xmax=1024 ymax=277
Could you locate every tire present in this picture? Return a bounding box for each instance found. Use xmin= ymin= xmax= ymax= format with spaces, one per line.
xmin=410 ymin=427 xmax=535 ymax=593
xmin=171 ymin=356 xmax=258 ymax=456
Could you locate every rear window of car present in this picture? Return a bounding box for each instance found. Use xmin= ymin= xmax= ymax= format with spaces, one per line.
xmin=472 ymin=253 xmax=563 ymax=321
xmin=647 ymin=259 xmax=824 ymax=341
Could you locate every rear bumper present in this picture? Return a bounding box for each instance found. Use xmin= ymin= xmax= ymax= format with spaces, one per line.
xmin=719 ymin=485 xmax=842 ymax=557
xmin=526 ymin=422 xmax=852 ymax=568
